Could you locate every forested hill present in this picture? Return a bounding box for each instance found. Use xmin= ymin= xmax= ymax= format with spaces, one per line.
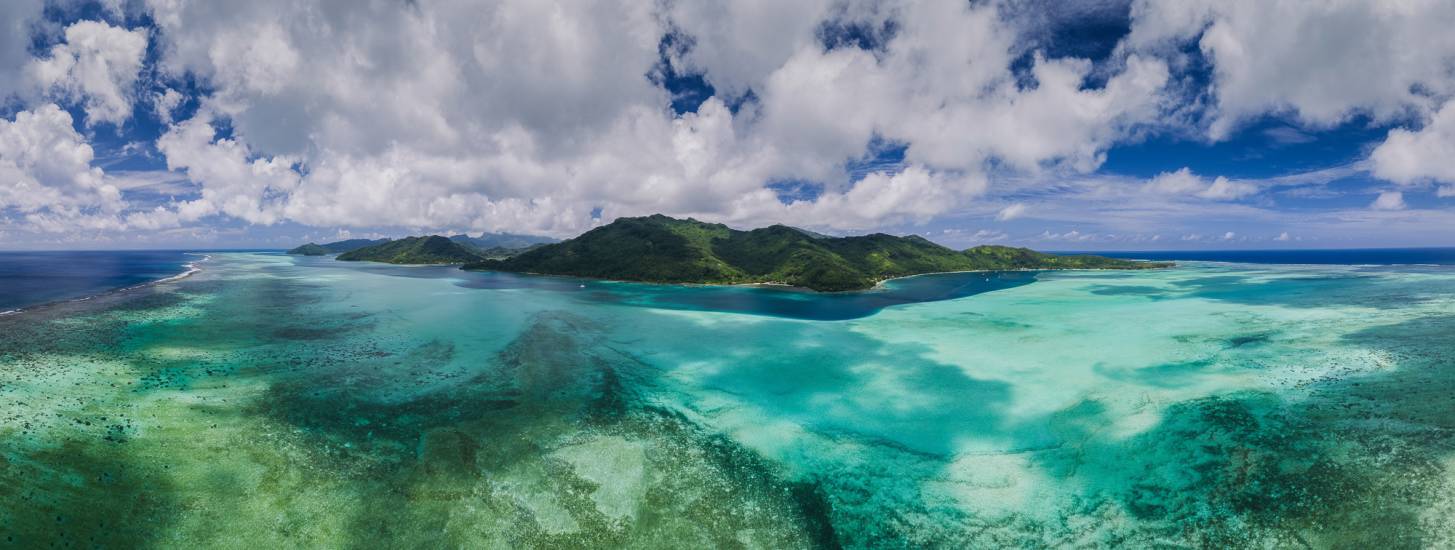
xmin=463 ymin=214 xmax=1170 ymax=291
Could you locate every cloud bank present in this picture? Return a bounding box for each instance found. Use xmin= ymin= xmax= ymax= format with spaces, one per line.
xmin=0 ymin=0 xmax=1451 ymax=247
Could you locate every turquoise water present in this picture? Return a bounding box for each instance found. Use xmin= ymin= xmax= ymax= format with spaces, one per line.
xmin=3 ymin=253 xmax=1454 ymax=547
xmin=1087 ymin=246 xmax=1455 ymax=265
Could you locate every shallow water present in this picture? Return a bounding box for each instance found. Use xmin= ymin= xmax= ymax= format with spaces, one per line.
xmin=3 ymin=253 xmax=1454 ymax=547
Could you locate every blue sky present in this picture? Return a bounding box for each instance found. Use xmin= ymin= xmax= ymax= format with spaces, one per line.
xmin=1 ymin=0 xmax=1453 ymax=250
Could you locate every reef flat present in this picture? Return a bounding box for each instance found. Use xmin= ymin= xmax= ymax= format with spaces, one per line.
xmin=2 ymin=253 xmax=1454 ymax=547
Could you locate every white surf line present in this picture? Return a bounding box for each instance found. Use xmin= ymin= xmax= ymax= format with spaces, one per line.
xmin=123 ymin=253 xmax=213 ymax=291
xmin=1 ymin=254 xmax=210 ymax=317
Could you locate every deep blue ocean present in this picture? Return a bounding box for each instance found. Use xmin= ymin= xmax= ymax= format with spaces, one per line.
xmin=0 ymin=250 xmax=199 ymax=311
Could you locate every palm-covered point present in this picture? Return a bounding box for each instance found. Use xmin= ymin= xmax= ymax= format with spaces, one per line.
xmin=464 ymin=215 xmax=1170 ymax=291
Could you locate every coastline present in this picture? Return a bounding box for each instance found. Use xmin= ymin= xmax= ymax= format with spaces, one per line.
xmin=467 ymin=262 xmax=1176 ymax=294
xmin=868 ymin=263 xmax=1178 ymax=290
xmin=0 ymin=253 xmax=209 ymax=317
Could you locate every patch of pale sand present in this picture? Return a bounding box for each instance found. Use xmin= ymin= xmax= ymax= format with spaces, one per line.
xmin=1419 ymin=454 xmax=1455 ymax=548
xmin=551 ymin=435 xmax=647 ymax=524
xmin=493 ymin=473 xmax=581 ymax=535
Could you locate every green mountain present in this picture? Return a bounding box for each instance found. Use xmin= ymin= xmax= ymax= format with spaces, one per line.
xmin=288 ymin=238 xmax=391 ymax=255
xmin=336 ymin=236 xmax=484 ymax=264
xmin=448 ymin=233 xmax=556 ymax=251
xmin=319 ymin=238 xmax=391 ymax=254
xmin=474 ymin=243 xmax=549 ymax=259
xmin=286 ymin=243 xmax=330 ymax=256
xmin=463 ymin=214 xmax=1170 ymax=291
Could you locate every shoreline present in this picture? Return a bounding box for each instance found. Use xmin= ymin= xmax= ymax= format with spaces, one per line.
xmin=868 ymin=264 xmax=1176 ymax=290
xmin=0 ymin=253 xmax=210 ymax=317
xmin=464 ymin=263 xmax=1175 ymax=294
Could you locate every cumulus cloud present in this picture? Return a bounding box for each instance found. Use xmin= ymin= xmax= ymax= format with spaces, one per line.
xmin=0 ymin=104 xmax=123 ymax=232
xmin=115 ymin=0 xmax=1171 ymax=236
xmin=1143 ymin=167 xmax=1256 ymax=200
xmin=1143 ymin=167 xmax=1205 ymax=195
xmin=26 ymin=20 xmax=149 ymax=126
xmin=154 ymin=115 xmax=301 ymax=225
xmin=664 ymin=0 xmax=835 ymax=99
xmin=996 ymin=203 xmax=1028 ymax=221
xmin=151 ymin=88 xmax=185 ymax=123
xmin=5 ymin=0 xmax=1446 ymax=247
xmin=1370 ymin=100 xmax=1455 ymax=187
xmin=1371 ymin=191 xmax=1407 ymax=211
xmin=1125 ymin=0 xmax=1455 ymax=139
xmin=0 ymin=0 xmax=45 ymax=100
xmin=1125 ymin=0 xmax=1455 ymax=207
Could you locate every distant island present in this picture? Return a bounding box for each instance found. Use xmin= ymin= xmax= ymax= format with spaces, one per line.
xmin=337 ymin=236 xmax=484 ymax=264
xmin=461 ymin=214 xmax=1171 ymax=291
xmin=286 ymin=243 xmax=331 ymax=256
xmin=288 ymin=232 xmax=556 ymax=263
xmin=287 ymin=238 xmax=389 ymax=256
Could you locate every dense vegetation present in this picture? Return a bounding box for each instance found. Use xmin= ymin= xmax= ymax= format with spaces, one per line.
xmin=289 ymin=233 xmax=552 ymax=263
xmin=464 ymin=214 xmax=1170 ymax=291
xmin=286 ymin=243 xmax=330 ymax=256
xmin=287 ymin=238 xmax=390 ymax=255
xmin=448 ymin=233 xmax=556 ymax=251
xmin=336 ymin=236 xmax=484 ymax=264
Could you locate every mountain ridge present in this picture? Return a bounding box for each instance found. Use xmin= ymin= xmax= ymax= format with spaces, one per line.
xmin=336 ymin=236 xmax=484 ymax=264
xmin=463 ymin=215 xmax=1171 ymax=291
xmin=287 ymin=238 xmax=390 ymax=255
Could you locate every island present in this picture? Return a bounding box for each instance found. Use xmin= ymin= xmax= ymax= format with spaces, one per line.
xmin=462 ymin=214 xmax=1171 ymax=291
xmin=288 ymin=233 xmax=557 ymax=262
xmin=447 ymin=233 xmax=556 ymax=251
xmin=336 ymin=235 xmax=485 ymax=264
xmin=287 ymin=238 xmax=390 ymax=255
xmin=286 ymin=243 xmax=330 ymax=256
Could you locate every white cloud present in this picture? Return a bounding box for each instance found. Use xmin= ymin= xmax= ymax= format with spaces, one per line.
xmin=665 ymin=0 xmax=834 ymax=99
xmin=152 ymin=88 xmax=185 ymax=123
xmin=0 ymin=0 xmax=44 ymax=99
xmin=1263 ymin=126 xmax=1314 ymax=145
xmin=0 ymin=104 xmax=123 ymax=232
xmin=154 ymin=115 xmax=301 ymax=225
xmin=953 ymin=166 xmax=1427 ymax=247
xmin=1275 ymin=231 xmax=1290 ymax=242
xmin=1144 ymin=167 xmax=1205 ymax=195
xmin=1370 ymin=100 xmax=1455 ymax=187
xmin=1371 ymin=191 xmax=1407 ymax=211
xmin=996 ymin=203 xmax=1028 ymax=221
xmin=1037 ymin=229 xmax=1094 ymax=242
xmin=1143 ymin=167 xmax=1256 ymax=200
xmin=9 ymin=0 xmax=1442 ymax=247
xmin=1126 ymin=0 xmax=1455 ymax=140
xmin=1198 ymin=176 xmax=1257 ymax=200
xmin=117 ymin=0 xmax=1170 ymax=237
xmin=968 ymin=229 xmax=1008 ymax=242
xmin=26 ymin=20 xmax=150 ymax=126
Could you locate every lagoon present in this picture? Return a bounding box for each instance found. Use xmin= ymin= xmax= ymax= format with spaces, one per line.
xmin=2 ymin=252 xmax=1454 ymax=547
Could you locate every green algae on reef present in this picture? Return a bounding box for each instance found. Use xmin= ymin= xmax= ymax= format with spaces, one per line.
xmin=3 ymin=253 xmax=1455 ymax=547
